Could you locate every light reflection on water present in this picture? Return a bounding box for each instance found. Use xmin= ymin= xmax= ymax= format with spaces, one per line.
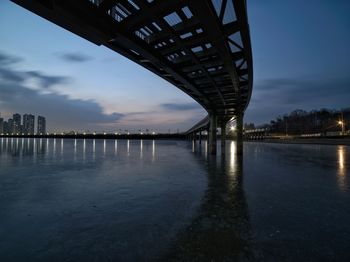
xmin=337 ymin=145 xmax=347 ymax=191
xmin=103 ymin=139 xmax=106 ymax=155
xmin=140 ymin=139 xmax=143 ymax=159
xmin=152 ymin=139 xmax=155 ymax=161
xmin=230 ymin=140 xmax=236 ymax=172
xmin=127 ymin=139 xmax=130 ymax=155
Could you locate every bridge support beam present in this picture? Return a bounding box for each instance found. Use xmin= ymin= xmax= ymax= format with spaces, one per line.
xmin=209 ymin=114 xmax=217 ymax=155
xmin=236 ymin=112 xmax=244 ymax=155
xmin=221 ymin=121 xmax=227 ymax=155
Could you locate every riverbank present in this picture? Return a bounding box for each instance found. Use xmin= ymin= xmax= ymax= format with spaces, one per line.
xmin=248 ymin=137 xmax=350 ymax=146
xmin=0 ymin=134 xmax=186 ymax=140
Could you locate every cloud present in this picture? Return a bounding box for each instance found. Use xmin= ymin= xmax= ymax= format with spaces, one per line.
xmin=0 ymin=52 xmax=22 ymax=65
xmin=0 ymin=67 xmax=26 ymax=82
xmin=0 ymin=82 xmax=125 ymax=131
xmin=57 ymin=52 xmax=93 ymax=63
xmin=160 ymin=102 xmax=201 ymax=111
xmin=0 ymin=51 xmax=71 ymax=89
xmin=0 ymin=51 xmax=125 ymax=131
xmin=0 ymin=51 xmax=207 ymax=132
xmin=26 ymin=70 xmax=70 ymax=89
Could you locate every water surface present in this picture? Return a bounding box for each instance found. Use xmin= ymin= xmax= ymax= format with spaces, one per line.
xmin=0 ymin=138 xmax=349 ymax=261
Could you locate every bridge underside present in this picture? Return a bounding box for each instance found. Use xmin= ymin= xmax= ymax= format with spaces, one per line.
xmin=11 ymin=0 xmax=253 ymax=154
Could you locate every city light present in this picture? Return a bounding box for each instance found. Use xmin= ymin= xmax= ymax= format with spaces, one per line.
xmin=338 ymin=120 xmax=345 ymax=134
xmin=230 ymin=126 xmax=236 ymax=131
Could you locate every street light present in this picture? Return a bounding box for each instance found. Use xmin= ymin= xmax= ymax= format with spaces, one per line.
xmin=338 ymin=120 xmax=345 ymax=135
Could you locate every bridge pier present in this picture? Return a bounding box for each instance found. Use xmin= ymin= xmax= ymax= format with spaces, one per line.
xmin=236 ymin=112 xmax=243 ymax=155
xmin=209 ymin=114 xmax=217 ymax=155
xmin=199 ymin=131 xmax=202 ymax=144
xmin=221 ymin=121 xmax=227 ymax=155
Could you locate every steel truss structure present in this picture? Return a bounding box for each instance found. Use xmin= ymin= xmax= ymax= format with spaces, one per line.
xmin=12 ymin=0 xmax=253 ymax=154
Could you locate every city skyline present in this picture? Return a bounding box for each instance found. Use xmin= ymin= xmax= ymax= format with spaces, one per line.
xmin=1 ymin=1 xmax=350 ymax=132
xmin=0 ymin=112 xmax=46 ymax=135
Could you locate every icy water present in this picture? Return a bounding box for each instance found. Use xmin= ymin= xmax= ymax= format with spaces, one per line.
xmin=0 ymin=138 xmax=349 ymax=261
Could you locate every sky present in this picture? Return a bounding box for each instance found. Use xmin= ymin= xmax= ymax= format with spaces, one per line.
xmin=0 ymin=0 xmax=350 ymax=132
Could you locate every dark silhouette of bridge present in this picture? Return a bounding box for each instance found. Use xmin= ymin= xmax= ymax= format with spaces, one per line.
xmin=11 ymin=0 xmax=253 ymax=154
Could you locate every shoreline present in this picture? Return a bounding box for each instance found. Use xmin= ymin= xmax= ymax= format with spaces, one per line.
xmin=1 ymin=135 xmax=350 ymax=146
xmin=0 ymin=134 xmax=186 ymax=140
xmin=247 ymin=138 xmax=350 ymax=146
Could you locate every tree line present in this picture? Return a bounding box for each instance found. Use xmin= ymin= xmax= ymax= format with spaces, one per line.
xmin=254 ymin=108 xmax=350 ymax=135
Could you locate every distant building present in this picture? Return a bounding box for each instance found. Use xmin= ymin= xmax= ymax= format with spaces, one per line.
xmin=3 ymin=121 xmax=8 ymax=134
xmin=0 ymin=118 xmax=3 ymax=134
xmin=13 ymin=113 xmax=21 ymax=134
xmin=8 ymin=119 xmax=14 ymax=134
xmin=37 ymin=116 xmax=46 ymax=134
xmin=23 ymin=114 xmax=35 ymax=134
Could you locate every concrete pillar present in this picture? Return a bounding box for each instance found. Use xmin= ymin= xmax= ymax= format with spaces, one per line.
xmin=199 ymin=131 xmax=202 ymax=144
xmin=236 ymin=112 xmax=243 ymax=155
xmin=221 ymin=121 xmax=227 ymax=155
xmin=209 ymin=114 xmax=217 ymax=155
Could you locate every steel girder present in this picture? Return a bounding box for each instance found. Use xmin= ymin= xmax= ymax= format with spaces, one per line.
xmin=11 ymin=0 xmax=253 ymax=125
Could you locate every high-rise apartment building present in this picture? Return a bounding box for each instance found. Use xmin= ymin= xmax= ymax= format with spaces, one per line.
xmin=23 ymin=114 xmax=35 ymax=134
xmin=37 ymin=116 xmax=46 ymax=134
xmin=13 ymin=113 xmax=21 ymax=133
xmin=3 ymin=121 xmax=8 ymax=134
xmin=8 ymin=119 xmax=14 ymax=134
xmin=0 ymin=117 xmax=3 ymax=134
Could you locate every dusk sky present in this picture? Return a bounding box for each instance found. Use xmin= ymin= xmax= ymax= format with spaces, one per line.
xmin=1 ymin=0 xmax=350 ymax=132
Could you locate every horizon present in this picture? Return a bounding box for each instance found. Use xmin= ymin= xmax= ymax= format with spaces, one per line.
xmin=1 ymin=106 xmax=349 ymax=134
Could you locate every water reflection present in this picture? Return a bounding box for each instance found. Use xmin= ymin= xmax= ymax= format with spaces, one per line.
xmin=53 ymin=138 xmax=56 ymax=157
xmin=103 ymin=139 xmax=106 ymax=155
xmin=93 ymin=139 xmax=96 ymax=160
xmin=83 ymin=139 xmax=86 ymax=161
xmin=0 ymin=138 xmax=163 ymax=161
xmin=140 ymin=139 xmax=143 ymax=159
xmin=230 ymin=140 xmax=236 ymax=171
xmin=60 ymin=138 xmax=64 ymax=156
xmin=164 ymin=141 xmax=254 ymax=260
xmin=46 ymin=138 xmax=49 ymax=156
xmin=337 ymin=145 xmax=347 ymax=191
xmin=127 ymin=139 xmax=130 ymax=156
xmin=152 ymin=140 xmax=155 ymax=161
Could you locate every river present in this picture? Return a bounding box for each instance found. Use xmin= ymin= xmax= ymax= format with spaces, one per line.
xmin=0 ymin=138 xmax=349 ymax=261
